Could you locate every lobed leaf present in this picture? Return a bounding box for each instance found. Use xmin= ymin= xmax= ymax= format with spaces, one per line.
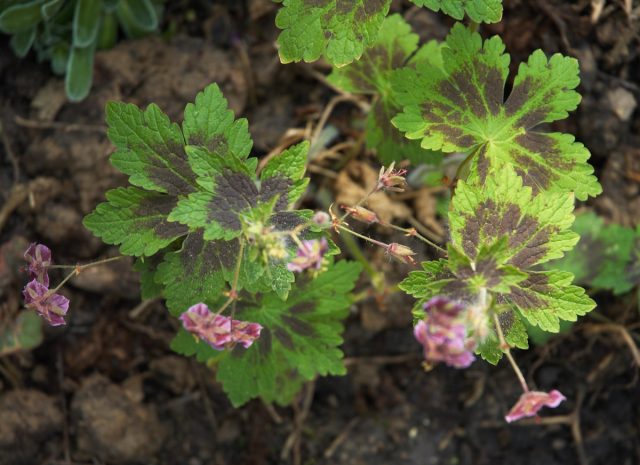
xmin=328 ymin=15 xmax=443 ymax=164
xmin=409 ymin=0 xmax=502 ymax=23
xmin=546 ymin=212 xmax=640 ymax=295
xmin=216 ymin=261 xmax=362 ymax=406
xmin=275 ymin=0 xmax=391 ymax=67
xmin=393 ymin=23 xmax=600 ymax=200
xmin=84 ymin=187 xmax=188 ymax=256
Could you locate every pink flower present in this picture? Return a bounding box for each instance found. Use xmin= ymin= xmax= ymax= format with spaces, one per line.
xmin=24 ymin=243 xmax=52 ymax=286
xmin=179 ymin=303 xmax=263 ymax=350
xmin=414 ymin=296 xmax=475 ymax=368
xmin=231 ymin=320 xmax=263 ymax=348
xmin=22 ymin=279 xmax=69 ymax=326
xmin=180 ymin=303 xmax=232 ymax=350
xmin=505 ymin=390 xmax=566 ymax=423
xmin=287 ymin=238 xmax=329 ymax=273
xmin=377 ymin=162 xmax=407 ymax=192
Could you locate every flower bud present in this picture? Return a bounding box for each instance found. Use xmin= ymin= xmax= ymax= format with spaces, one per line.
xmin=342 ymin=205 xmax=379 ymax=224
xmin=312 ymin=211 xmax=331 ymax=227
xmin=386 ymin=242 xmax=416 ymax=265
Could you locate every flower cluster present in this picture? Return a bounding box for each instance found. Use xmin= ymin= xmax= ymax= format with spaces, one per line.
xmin=413 ymin=296 xmax=476 ymax=368
xmin=22 ymin=243 xmax=69 ymax=327
xmin=287 ymin=237 xmax=329 ymax=273
xmin=179 ymin=303 xmax=263 ymax=350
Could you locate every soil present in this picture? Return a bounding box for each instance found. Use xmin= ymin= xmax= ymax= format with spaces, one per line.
xmin=1 ymin=1 xmax=639 ymax=464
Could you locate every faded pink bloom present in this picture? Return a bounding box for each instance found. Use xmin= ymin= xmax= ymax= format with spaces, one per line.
xmin=377 ymin=163 xmax=407 ymax=192
xmin=505 ymin=390 xmax=566 ymax=423
xmin=180 ymin=303 xmax=263 ymax=350
xmin=287 ymin=238 xmax=329 ymax=272
xmin=414 ymin=296 xmax=476 ymax=369
xmin=231 ymin=320 xmax=263 ymax=348
xmin=180 ymin=303 xmax=232 ymax=350
xmin=24 ymin=243 xmax=52 ymax=286
xmin=22 ymin=279 xmax=69 ymax=326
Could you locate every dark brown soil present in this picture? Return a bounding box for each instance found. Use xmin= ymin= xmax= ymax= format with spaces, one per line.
xmin=1 ymin=1 xmax=639 ymax=464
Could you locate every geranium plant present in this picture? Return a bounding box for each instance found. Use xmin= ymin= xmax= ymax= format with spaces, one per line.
xmin=16 ymin=0 xmax=605 ymax=424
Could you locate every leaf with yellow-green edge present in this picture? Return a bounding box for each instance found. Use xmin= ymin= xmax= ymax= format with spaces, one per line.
xmin=393 ymin=23 xmax=600 ymax=200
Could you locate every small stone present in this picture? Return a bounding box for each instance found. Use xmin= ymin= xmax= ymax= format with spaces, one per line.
xmin=607 ymin=87 xmax=637 ymax=122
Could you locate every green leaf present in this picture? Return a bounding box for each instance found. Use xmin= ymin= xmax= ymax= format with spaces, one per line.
xmin=106 ymin=101 xmax=197 ymax=195
xmin=155 ymin=230 xmax=241 ymax=315
xmin=0 ymin=311 xmax=43 ymax=357
xmin=182 ymin=83 xmax=252 ymax=159
xmin=115 ymin=0 xmax=158 ymax=38
xmin=134 ymin=254 xmax=166 ymax=300
xmin=42 ymin=0 xmax=65 ymax=20
xmin=97 ymin=11 xmax=118 ymax=49
xmin=275 ymin=0 xmax=391 ymax=67
xmin=216 ymin=261 xmax=362 ymax=406
xmin=83 ymin=187 xmax=188 ymax=256
xmin=477 ymin=307 xmax=528 ymax=364
xmin=409 ymin=0 xmax=502 ymax=23
xmin=546 ymin=212 xmax=640 ymax=295
xmin=171 ymin=328 xmax=225 ymax=363
xmin=10 ymin=27 xmax=36 ymax=57
xmin=401 ymin=166 xmax=595 ymax=333
xmin=73 ymin=0 xmax=102 ymax=48
xmin=328 ymin=14 xmax=443 ymax=164
xmin=65 ymin=43 xmax=95 ymax=101
xmin=86 ymin=83 xmax=315 ymax=312
xmin=450 ymin=166 xmax=579 ymax=270
xmin=0 ymin=0 xmax=43 ymax=34
xmin=502 ymin=270 xmax=594 ymax=332
xmin=393 ymin=23 xmax=600 ymax=200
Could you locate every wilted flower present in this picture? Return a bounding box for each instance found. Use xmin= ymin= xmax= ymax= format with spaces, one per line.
xmin=22 ymin=279 xmax=69 ymax=326
xmin=342 ymin=205 xmax=380 ymax=224
xmin=414 ymin=296 xmax=476 ymax=369
xmin=180 ymin=303 xmax=232 ymax=350
xmin=24 ymin=243 xmax=52 ymax=286
xmin=231 ymin=320 xmax=263 ymax=348
xmin=505 ymin=389 xmax=566 ymax=423
xmin=287 ymin=238 xmax=329 ymax=272
xmin=387 ymin=242 xmax=416 ymax=265
xmin=377 ymin=162 xmax=407 ymax=192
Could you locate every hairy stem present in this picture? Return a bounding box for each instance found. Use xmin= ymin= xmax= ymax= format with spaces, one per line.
xmin=492 ymin=310 xmax=529 ymax=393
xmin=382 ymin=222 xmax=446 ymax=255
xmin=48 ymin=256 xmax=124 ymax=295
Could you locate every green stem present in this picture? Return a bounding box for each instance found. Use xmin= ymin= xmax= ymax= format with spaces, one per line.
xmin=48 ymin=256 xmax=124 ymax=295
xmin=491 ymin=306 xmax=529 ymax=393
xmin=216 ymin=240 xmax=246 ymax=316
